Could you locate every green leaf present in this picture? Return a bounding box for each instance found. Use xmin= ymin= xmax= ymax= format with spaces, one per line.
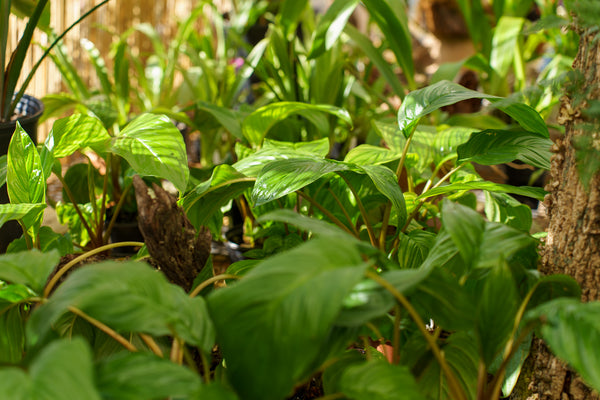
xmin=344 ymin=144 xmax=401 ymax=165
xmin=0 ymin=250 xmax=60 ymax=294
xmin=0 ymin=203 xmax=46 ymax=229
xmin=180 ymin=164 xmax=254 ymax=232
xmin=476 ymin=261 xmax=520 ymax=366
xmin=6 ymin=226 xmax=73 ymax=256
xmin=27 ymin=261 xmax=215 ymax=353
xmin=339 ymin=360 xmax=424 ymax=400
xmin=398 ymin=81 xmax=495 ymax=138
xmin=484 ymin=191 xmax=532 ymax=232
xmin=256 ymin=209 xmax=359 ymax=240
xmin=0 ymin=368 xmax=30 ymax=400
xmin=308 ymin=0 xmax=359 ymax=59
xmin=111 ymin=113 xmax=189 ymax=194
xmin=0 ymin=306 xmax=26 ymax=363
xmin=0 ymin=155 xmax=6 ymax=188
xmin=527 ymin=299 xmax=600 ymax=392
xmin=493 ymin=101 xmax=549 ymax=138
xmin=490 ymin=17 xmax=525 ymax=79
xmin=396 ymin=230 xmax=436 ymax=269
xmin=207 ymin=237 xmax=369 ymax=400
xmin=7 ymin=122 xmax=45 ymax=205
xmin=96 ymin=352 xmax=203 ymax=400
xmin=418 ymin=181 xmax=547 ymax=202
xmin=279 ymin=0 xmax=308 ymax=37
xmin=194 ymin=101 xmax=243 ymax=139
xmin=30 ymin=338 xmax=101 ymax=400
xmin=45 ymin=114 xmax=110 ymax=158
xmin=526 ymin=274 xmax=581 ymax=311
xmin=336 ymin=279 xmax=394 ymax=327
xmin=362 ymin=0 xmax=414 ymax=88
xmin=81 ymin=38 xmax=113 ymax=98
xmin=457 ymin=129 xmax=552 ymax=169
xmin=252 ymin=157 xmax=350 ymax=206
xmin=242 ymin=102 xmax=352 ymax=147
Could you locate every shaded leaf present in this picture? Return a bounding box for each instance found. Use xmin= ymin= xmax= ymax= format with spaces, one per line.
xmin=0 ymin=250 xmax=60 ymax=294
xmin=418 ymin=181 xmax=546 ymax=201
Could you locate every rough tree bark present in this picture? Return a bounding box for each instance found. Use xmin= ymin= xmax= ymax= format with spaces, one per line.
xmin=510 ymin=27 xmax=600 ymax=400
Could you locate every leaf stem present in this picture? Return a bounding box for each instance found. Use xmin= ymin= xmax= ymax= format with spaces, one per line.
xmin=56 ymin=172 xmax=96 ymax=245
xmin=189 ymin=274 xmax=240 ymax=298
xmin=102 ymin=180 xmax=133 ymax=244
xmin=366 ymin=270 xmax=467 ymax=400
xmin=337 ymin=173 xmax=378 ymax=247
xmin=43 ymin=241 xmax=145 ymax=298
xmin=140 ymin=333 xmax=164 ymax=357
xmin=68 ymin=305 xmax=137 ymax=352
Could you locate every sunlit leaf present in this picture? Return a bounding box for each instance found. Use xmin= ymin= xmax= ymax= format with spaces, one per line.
xmin=309 ymin=0 xmax=359 ymax=58
xmin=44 ymin=114 xmax=110 ymax=158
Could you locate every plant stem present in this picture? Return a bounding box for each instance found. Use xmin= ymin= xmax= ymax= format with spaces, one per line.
xmin=139 ymin=333 xmax=163 ymax=357
xmin=102 ymin=180 xmax=133 ymax=244
xmin=68 ymin=306 xmax=137 ymax=352
xmin=43 ymin=241 xmax=145 ymax=298
xmin=296 ymin=191 xmax=356 ymax=236
xmin=188 ymin=274 xmax=240 ymax=298
xmin=366 ymin=270 xmax=468 ymax=400
xmin=337 ymin=173 xmax=378 ymax=247
xmin=170 ymin=338 xmax=184 ymax=365
xmin=56 ymin=173 xmax=97 ymax=245
xmin=327 ymin=187 xmax=360 ymax=236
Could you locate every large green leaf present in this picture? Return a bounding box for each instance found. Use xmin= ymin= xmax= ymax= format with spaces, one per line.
xmin=279 ymin=0 xmax=308 ymax=37
xmin=44 ymin=114 xmax=110 ymax=158
xmin=31 ymin=338 xmax=101 ymax=400
xmin=251 ymin=156 xmax=351 ymax=206
xmin=344 ymin=144 xmax=401 ymax=165
xmin=194 ymin=101 xmax=243 ymax=139
xmin=396 ymin=230 xmax=436 ymax=269
xmin=0 ymin=203 xmax=46 ymax=229
xmin=0 ymin=250 xmax=60 ymax=294
xmin=242 ymin=102 xmax=352 ymax=147
xmin=490 ymin=17 xmax=525 ymax=79
xmin=338 ymin=360 xmax=424 ymax=400
xmin=27 ymin=261 xmax=215 ymax=353
xmin=525 ymin=274 xmax=581 ymax=312
xmin=111 ymin=113 xmax=189 ymax=194
xmin=206 ymin=237 xmax=369 ymax=400
xmin=0 ymin=155 xmax=6 ymax=187
xmin=0 ymin=305 xmax=26 ymax=363
xmin=418 ymin=181 xmax=546 ymax=202
xmin=96 ymin=352 xmax=203 ymax=400
xmin=527 ymin=299 xmax=600 ymax=392
xmin=7 ymin=123 xmax=45 ymax=205
xmin=180 ymin=164 xmax=255 ymax=232
xmin=0 ymin=368 xmax=30 ymax=400
xmin=484 ymin=191 xmax=532 ymax=232
xmin=457 ymin=129 xmax=553 ymax=169
xmin=397 ymin=81 xmax=494 ymax=138
xmin=308 ymin=0 xmax=359 ymax=59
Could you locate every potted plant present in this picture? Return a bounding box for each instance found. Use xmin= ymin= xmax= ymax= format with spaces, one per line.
xmin=0 ymin=0 xmax=108 ymax=252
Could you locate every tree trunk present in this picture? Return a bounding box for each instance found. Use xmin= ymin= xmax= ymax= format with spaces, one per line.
xmin=510 ymin=27 xmax=600 ymax=400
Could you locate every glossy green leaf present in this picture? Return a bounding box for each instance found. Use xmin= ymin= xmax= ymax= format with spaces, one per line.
xmin=477 ymin=261 xmax=520 ymax=366
xmin=180 ymin=164 xmax=254 ymax=232
xmin=339 ymin=360 xmax=424 ymax=400
xmin=309 ymin=0 xmax=359 ymax=58
xmin=30 ymin=338 xmax=101 ymax=400
xmin=252 ymin=157 xmax=350 ymax=206
xmin=457 ymin=129 xmax=552 ymax=169
xmin=527 ymin=299 xmax=600 ymax=392
xmin=257 ymin=209 xmax=359 ymax=240
xmin=0 ymin=203 xmax=46 ymax=229
xmin=484 ymin=191 xmax=532 ymax=232
xmin=398 ymin=81 xmax=495 ymax=138
xmin=344 ymin=144 xmax=401 ymax=165
xmin=96 ymin=352 xmax=203 ymax=400
xmin=45 ymin=114 xmax=110 ymax=158
xmin=207 ymin=237 xmax=369 ymax=400
xmin=234 ymin=138 xmax=329 ymax=176
xmin=111 ymin=113 xmax=189 ymax=194
xmin=0 ymin=250 xmax=60 ymax=294
xmin=242 ymin=102 xmax=352 ymax=147
xmin=362 ymin=0 xmax=414 ymax=88
xmin=418 ymin=181 xmax=546 ymax=201
xmin=27 ymin=261 xmax=215 ymax=353
xmin=7 ymin=122 xmax=45 ymax=205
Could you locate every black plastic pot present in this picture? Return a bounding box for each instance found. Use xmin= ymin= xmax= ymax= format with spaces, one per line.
xmin=0 ymin=95 xmax=44 ymax=253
